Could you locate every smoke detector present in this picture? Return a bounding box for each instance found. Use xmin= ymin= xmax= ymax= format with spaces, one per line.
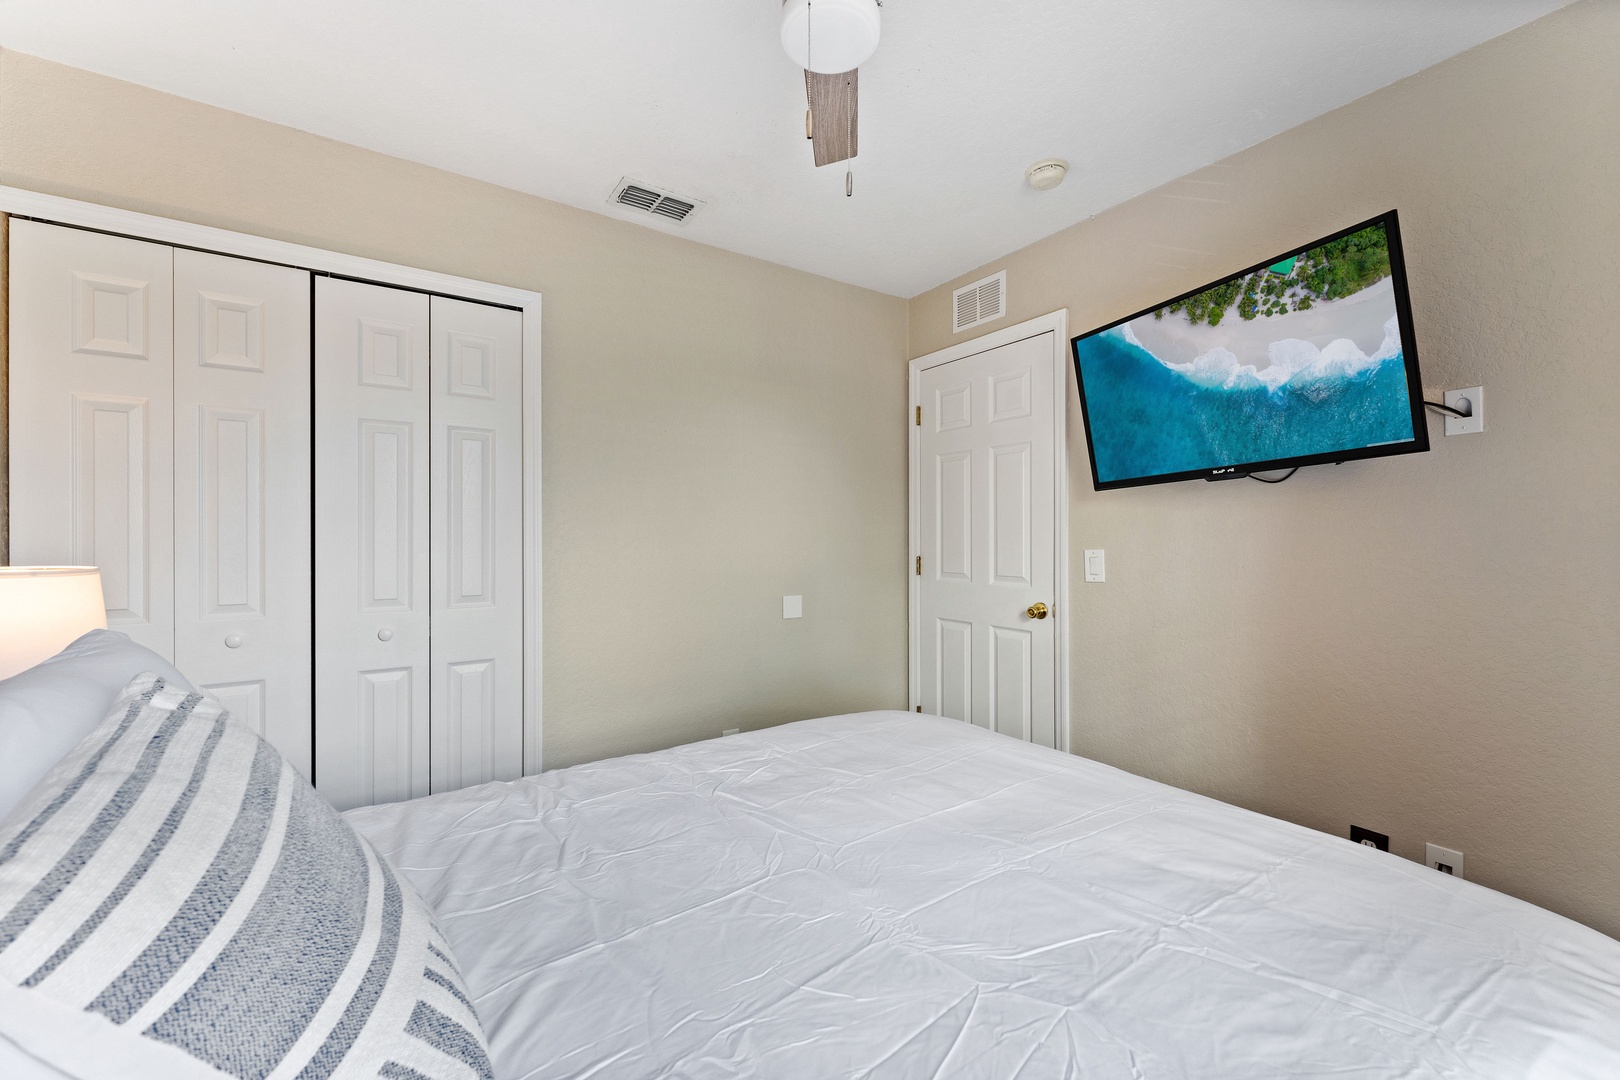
xmin=1026 ymin=159 xmax=1069 ymax=191
xmin=781 ymin=0 xmax=881 ymax=74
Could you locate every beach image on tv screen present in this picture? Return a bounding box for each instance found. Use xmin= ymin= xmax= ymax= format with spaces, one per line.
xmin=1074 ymin=222 xmax=1415 ymax=484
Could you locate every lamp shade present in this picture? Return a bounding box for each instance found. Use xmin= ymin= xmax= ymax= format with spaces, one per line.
xmin=0 ymin=567 xmax=108 ymax=680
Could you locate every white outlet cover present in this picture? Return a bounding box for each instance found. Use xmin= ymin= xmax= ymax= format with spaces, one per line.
xmin=782 ymin=595 xmax=803 ymax=619
xmin=1084 ymin=549 xmax=1105 ymax=583
xmin=1425 ymin=843 xmax=1465 ymax=880
xmin=1444 ymin=386 xmax=1484 ymax=435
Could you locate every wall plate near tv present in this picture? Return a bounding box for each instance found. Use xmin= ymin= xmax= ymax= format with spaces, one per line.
xmin=1070 ymin=210 xmax=1427 ymax=490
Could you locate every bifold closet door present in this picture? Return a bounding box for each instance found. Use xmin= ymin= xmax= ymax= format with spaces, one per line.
xmin=173 ymin=250 xmax=313 ymax=777
xmin=7 ymin=220 xmax=175 ymax=657
xmin=314 ymin=276 xmax=431 ymax=811
xmin=429 ymin=296 xmax=524 ymax=793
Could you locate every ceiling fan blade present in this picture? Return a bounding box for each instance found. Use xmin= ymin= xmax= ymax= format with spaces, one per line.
xmin=805 ymin=68 xmax=858 ymax=167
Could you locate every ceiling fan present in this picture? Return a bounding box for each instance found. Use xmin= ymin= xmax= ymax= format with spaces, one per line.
xmin=780 ymin=0 xmax=881 ymax=194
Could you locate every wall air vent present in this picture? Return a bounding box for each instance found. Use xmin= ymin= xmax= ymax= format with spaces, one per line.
xmin=610 ymin=178 xmax=705 ymax=224
xmin=953 ymin=270 xmax=1007 ymax=333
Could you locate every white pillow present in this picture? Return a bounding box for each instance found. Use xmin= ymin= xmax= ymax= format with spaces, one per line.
xmin=0 ymin=629 xmax=193 ymax=824
xmin=0 ymin=673 xmax=493 ymax=1080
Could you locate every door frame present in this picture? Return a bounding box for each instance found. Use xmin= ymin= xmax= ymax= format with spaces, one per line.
xmin=0 ymin=185 xmax=546 ymax=774
xmin=908 ymin=309 xmax=1070 ymax=752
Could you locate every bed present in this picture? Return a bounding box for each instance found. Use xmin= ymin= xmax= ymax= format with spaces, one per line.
xmin=3 ymin=639 xmax=1618 ymax=1078
xmin=346 ymin=710 xmax=1620 ymax=1079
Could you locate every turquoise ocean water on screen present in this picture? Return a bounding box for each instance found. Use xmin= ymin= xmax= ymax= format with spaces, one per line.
xmin=1075 ymin=322 xmax=1416 ymax=484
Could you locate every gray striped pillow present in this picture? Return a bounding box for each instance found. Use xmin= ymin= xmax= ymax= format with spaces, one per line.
xmin=0 ymin=674 xmax=494 ymax=1080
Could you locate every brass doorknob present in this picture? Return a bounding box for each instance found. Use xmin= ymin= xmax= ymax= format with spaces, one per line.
xmin=1026 ymin=602 xmax=1049 ymax=620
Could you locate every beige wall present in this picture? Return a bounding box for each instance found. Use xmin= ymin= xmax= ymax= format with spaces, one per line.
xmin=912 ymin=1 xmax=1620 ymax=937
xmin=0 ymin=48 xmax=911 ymax=770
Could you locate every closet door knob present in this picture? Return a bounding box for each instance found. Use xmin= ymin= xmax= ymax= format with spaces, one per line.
xmin=1025 ymin=602 xmax=1049 ymax=620
xmin=377 ymin=628 xmax=394 ymax=642
xmin=224 ymin=634 xmax=243 ymax=649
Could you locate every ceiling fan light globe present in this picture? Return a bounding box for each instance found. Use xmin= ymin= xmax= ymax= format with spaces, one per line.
xmin=781 ymin=0 xmax=882 ymax=74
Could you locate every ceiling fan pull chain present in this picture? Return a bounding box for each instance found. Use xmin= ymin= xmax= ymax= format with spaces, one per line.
xmin=804 ymin=5 xmax=816 ymax=145
xmin=846 ymin=168 xmax=853 ymax=197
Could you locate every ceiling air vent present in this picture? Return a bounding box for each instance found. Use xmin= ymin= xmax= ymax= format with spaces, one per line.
xmin=610 ymin=178 xmax=705 ymax=225
xmin=953 ymin=270 xmax=1007 ymax=333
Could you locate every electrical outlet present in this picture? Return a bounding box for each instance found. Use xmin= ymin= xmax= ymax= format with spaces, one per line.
xmin=1444 ymin=387 xmax=1484 ymax=436
xmin=1425 ymin=843 xmax=1465 ymax=879
xmin=1350 ymin=826 xmax=1389 ymax=852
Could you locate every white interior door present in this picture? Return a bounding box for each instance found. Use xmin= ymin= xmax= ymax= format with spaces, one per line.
xmin=314 ymin=276 xmax=431 ymax=810
xmin=173 ymin=249 xmax=313 ymax=777
xmin=429 ymin=296 xmax=525 ymax=793
xmin=917 ymin=331 xmax=1058 ymax=747
xmin=7 ymin=220 xmax=176 ymax=658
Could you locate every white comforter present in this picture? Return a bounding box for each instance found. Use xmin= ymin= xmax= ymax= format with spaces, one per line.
xmin=346 ymin=712 xmax=1620 ymax=1079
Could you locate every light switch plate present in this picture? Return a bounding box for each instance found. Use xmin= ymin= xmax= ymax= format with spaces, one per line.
xmin=1084 ymin=549 xmax=1105 ymax=583
xmin=782 ymin=595 xmax=803 ymax=619
xmin=1444 ymin=386 xmax=1484 ymax=436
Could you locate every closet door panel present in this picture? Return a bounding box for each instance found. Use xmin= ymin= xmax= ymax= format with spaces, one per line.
xmin=429 ymin=297 xmax=524 ymax=793
xmin=315 ymin=277 xmax=431 ymax=811
xmin=7 ymin=221 xmax=175 ymax=657
xmin=173 ymin=250 xmax=313 ymax=778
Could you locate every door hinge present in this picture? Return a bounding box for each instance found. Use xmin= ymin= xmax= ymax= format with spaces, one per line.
xmin=915 ymin=405 xmax=921 ymax=426
xmin=915 ymin=556 xmax=922 ymax=575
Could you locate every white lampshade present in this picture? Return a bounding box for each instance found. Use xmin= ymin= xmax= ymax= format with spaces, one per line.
xmin=0 ymin=567 xmax=108 ymax=680
xmin=781 ymin=0 xmax=881 ymax=74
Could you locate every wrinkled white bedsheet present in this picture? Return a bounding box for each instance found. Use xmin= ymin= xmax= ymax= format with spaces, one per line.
xmin=346 ymin=712 xmax=1620 ymax=1079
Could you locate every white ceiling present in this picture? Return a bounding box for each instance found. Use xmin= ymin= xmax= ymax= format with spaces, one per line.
xmin=0 ymin=0 xmax=1571 ymax=296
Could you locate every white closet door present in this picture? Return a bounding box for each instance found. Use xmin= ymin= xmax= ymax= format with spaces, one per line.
xmin=7 ymin=220 xmax=175 ymax=657
xmin=314 ymin=276 xmax=431 ymax=811
xmin=173 ymin=250 xmax=313 ymax=777
xmin=429 ymin=296 xmax=524 ymax=793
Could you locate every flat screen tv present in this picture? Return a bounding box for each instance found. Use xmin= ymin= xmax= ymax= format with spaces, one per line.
xmin=1070 ymin=210 xmax=1427 ymax=490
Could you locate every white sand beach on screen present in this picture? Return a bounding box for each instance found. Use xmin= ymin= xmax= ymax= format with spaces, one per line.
xmin=1129 ymin=276 xmax=1397 ymax=372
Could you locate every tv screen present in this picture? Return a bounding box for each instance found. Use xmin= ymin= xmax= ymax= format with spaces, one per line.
xmin=1070 ymin=210 xmax=1427 ymax=489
